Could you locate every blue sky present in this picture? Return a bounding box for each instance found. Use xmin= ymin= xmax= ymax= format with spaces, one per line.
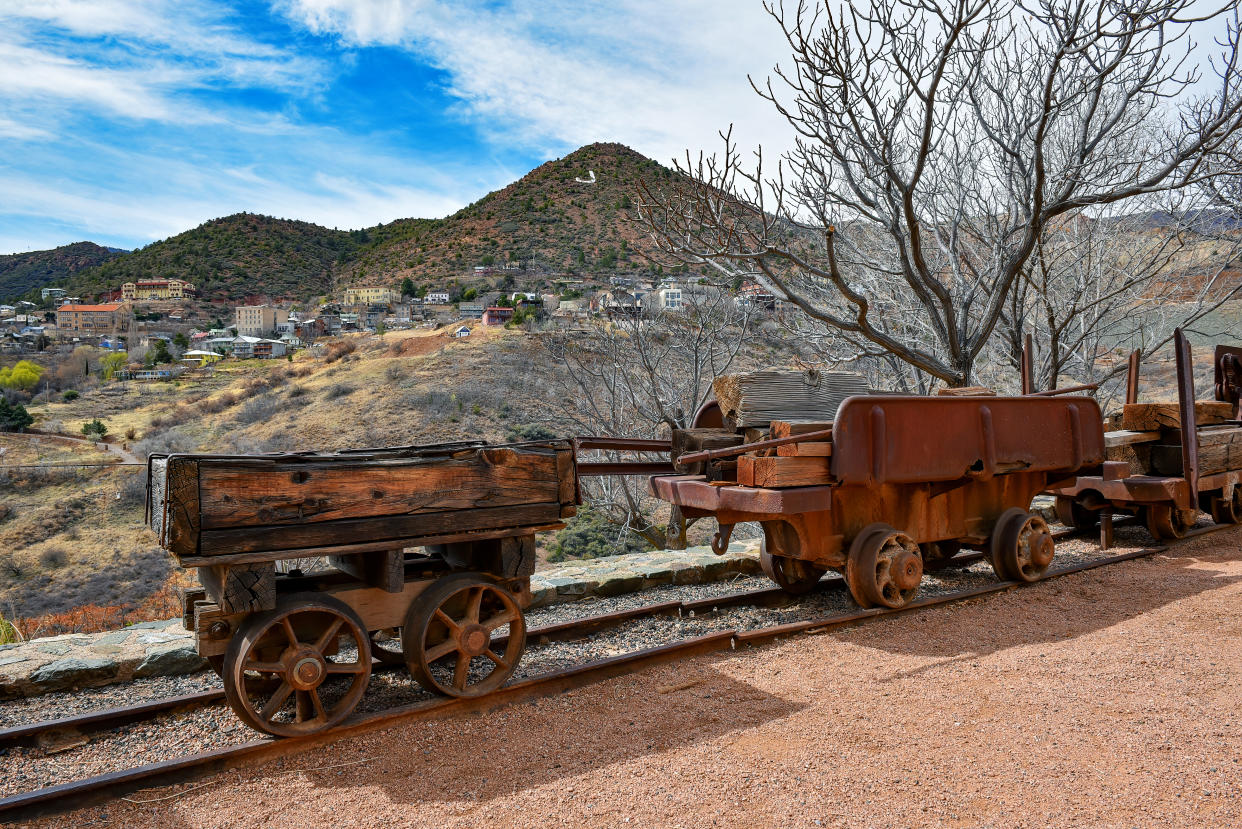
xmin=0 ymin=0 xmax=791 ymax=254
xmin=1 ymin=1 xmax=1234 ymax=255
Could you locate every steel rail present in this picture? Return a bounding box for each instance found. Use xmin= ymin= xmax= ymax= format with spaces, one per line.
xmin=2 ymin=523 xmax=1226 ymax=822
xmin=0 ymin=530 xmax=1089 ymax=751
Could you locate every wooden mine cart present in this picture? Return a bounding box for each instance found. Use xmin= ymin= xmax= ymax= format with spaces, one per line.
xmin=148 ymin=440 xmax=579 ymax=737
xmin=1045 ymin=332 xmax=1242 ymax=542
xmin=652 ymin=394 xmax=1105 ymax=609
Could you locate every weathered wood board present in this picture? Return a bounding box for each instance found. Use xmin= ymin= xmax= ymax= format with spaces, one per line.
xmin=776 ymin=441 xmax=833 ymax=457
xmin=1120 ymin=402 xmax=1233 ymax=431
xmin=737 ymin=455 xmax=833 ymax=488
xmin=713 ymin=370 xmax=867 ymax=428
xmin=769 ymin=421 xmax=834 ymax=439
xmin=148 ymin=440 xmax=578 ymax=560
xmin=1149 ymin=426 xmax=1242 ymax=476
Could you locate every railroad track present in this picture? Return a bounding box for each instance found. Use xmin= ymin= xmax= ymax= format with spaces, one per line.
xmin=0 ymin=523 xmax=1217 ymax=823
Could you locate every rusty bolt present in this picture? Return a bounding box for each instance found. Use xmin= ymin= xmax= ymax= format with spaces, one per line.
xmin=207 ymin=621 xmax=231 ymax=640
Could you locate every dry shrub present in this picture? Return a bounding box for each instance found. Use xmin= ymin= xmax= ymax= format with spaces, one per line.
xmin=324 ymin=340 xmax=357 ymax=363
xmin=14 ymin=579 xmax=182 ymax=638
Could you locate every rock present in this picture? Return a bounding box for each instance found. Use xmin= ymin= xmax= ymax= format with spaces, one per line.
xmin=0 ymin=655 xmax=28 ymax=667
xmin=134 ymin=645 xmax=207 ymax=678
xmin=35 ymin=642 xmax=72 ymax=656
xmin=28 ymin=656 xmax=118 ymax=691
xmin=94 ymin=631 xmax=131 ymax=646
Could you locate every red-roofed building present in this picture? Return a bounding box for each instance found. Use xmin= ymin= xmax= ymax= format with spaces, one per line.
xmin=56 ymin=303 xmax=131 ymax=338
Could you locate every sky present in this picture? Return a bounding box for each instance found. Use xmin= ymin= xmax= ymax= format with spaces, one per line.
xmin=0 ymin=0 xmax=794 ymax=254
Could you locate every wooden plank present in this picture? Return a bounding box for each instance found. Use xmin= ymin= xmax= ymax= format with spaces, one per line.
xmin=713 ymin=370 xmax=867 ymax=428
xmin=769 ymin=421 xmax=834 ymax=439
xmin=935 ymin=386 xmax=995 ymax=396
xmin=500 ymin=535 xmax=536 ymax=578
xmin=737 ymin=455 xmax=832 ymax=488
xmin=776 ymin=441 xmax=833 ymax=457
xmin=1162 ymin=424 xmax=1242 ymax=447
xmin=328 ymin=549 xmax=404 ymax=593
xmin=556 ymin=447 xmax=577 ymax=506
xmin=164 ymin=457 xmax=200 ymax=557
xmin=1103 ymin=430 xmax=1161 ymax=448
xmin=1151 ymin=441 xmax=1242 ymax=476
xmin=197 ymin=502 xmax=565 ymax=556
xmin=1121 ymin=402 xmax=1233 ymax=431
xmin=199 ymin=562 xmax=275 ymax=614
xmin=196 ymin=449 xmax=561 ymax=530
xmin=174 ymin=523 xmax=564 ymax=568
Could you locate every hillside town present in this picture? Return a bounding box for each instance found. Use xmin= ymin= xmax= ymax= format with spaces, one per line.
xmin=0 ymin=272 xmax=781 ymax=372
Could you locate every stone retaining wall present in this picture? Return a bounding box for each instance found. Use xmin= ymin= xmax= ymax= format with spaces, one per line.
xmin=0 ymin=543 xmax=762 ymax=699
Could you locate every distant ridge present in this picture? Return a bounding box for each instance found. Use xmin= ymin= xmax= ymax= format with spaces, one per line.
xmin=0 ymin=242 xmax=126 ymax=303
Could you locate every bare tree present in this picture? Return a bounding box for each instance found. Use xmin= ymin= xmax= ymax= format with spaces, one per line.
xmin=542 ymin=286 xmax=755 ymax=549
xmin=995 ymin=195 xmax=1242 ymax=407
xmin=639 ymin=0 xmax=1242 ymax=387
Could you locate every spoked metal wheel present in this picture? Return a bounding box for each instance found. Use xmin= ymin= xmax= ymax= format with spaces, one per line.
xmin=919 ymin=539 xmax=962 ymax=572
xmin=1208 ymin=489 xmax=1242 ymax=525
xmin=1145 ymin=503 xmax=1198 ymax=540
xmin=222 ymin=593 xmax=371 ymax=737
xmin=759 ymin=539 xmax=826 ymax=594
xmin=846 ymin=524 xmax=923 ymax=609
xmin=403 ymin=573 xmax=526 ymax=698
xmin=368 ymin=628 xmax=405 ymax=665
xmin=1054 ymin=496 xmax=1099 ymax=530
xmin=989 ymin=508 xmax=1055 ymax=583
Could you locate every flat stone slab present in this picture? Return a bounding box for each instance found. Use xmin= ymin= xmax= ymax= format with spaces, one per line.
xmin=0 ymin=542 xmax=762 ymax=699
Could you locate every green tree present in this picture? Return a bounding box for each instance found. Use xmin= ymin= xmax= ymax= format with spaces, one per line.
xmin=172 ymin=332 xmax=190 ymax=350
xmin=462 ymin=287 xmax=478 ymax=301
xmin=148 ymin=339 xmax=174 ymax=365
xmin=375 ymin=320 xmax=386 ymax=337
xmin=0 ymin=359 xmax=45 ymax=392
xmin=0 ymin=398 xmax=33 ymax=432
xmin=401 ymin=277 xmax=415 ymax=298
xmin=100 ymin=352 xmax=127 ymax=380
xmin=81 ymin=418 xmax=108 ymax=439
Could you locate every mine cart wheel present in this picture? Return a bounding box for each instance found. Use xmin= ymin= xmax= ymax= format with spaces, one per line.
xmin=222 ymin=593 xmax=372 ymax=738
xmin=989 ymin=509 xmax=1055 ymax=583
xmin=1145 ymin=503 xmax=1198 ymax=540
xmin=920 ymin=540 xmax=963 ymax=572
xmin=759 ymin=540 xmax=826 ymax=594
xmin=1208 ymin=490 xmax=1242 ymax=525
xmin=368 ymin=628 xmax=406 ymax=665
xmin=403 ymin=573 xmax=526 ymax=698
xmin=1054 ymin=496 xmax=1099 ymax=530
xmin=846 ymin=524 xmax=923 ymax=609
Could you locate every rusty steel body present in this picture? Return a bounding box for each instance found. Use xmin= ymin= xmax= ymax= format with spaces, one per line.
xmin=652 ymin=395 xmax=1105 ymax=571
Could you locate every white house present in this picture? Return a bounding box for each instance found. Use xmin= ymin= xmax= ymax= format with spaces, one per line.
xmin=658 ymin=286 xmax=684 ymax=312
xmin=425 ymin=291 xmax=451 ymax=304
xmin=452 ymin=325 xmax=471 ymax=338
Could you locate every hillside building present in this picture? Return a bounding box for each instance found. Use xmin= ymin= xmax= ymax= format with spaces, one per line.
xmin=41 ymin=287 xmax=67 ymax=301
xmin=121 ymin=279 xmax=196 ymax=301
xmin=234 ymin=305 xmax=289 ymax=338
xmin=343 ymin=286 xmax=397 ymax=305
xmin=482 ymin=306 xmax=514 ymax=326
xmin=425 ymin=290 xmax=451 ymax=304
xmin=55 ymin=302 xmax=131 ymax=338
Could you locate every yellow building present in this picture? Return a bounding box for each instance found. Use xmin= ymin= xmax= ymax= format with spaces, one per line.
xmin=343 ymin=286 xmax=397 ymax=305
xmin=121 ymin=279 xmax=197 ymax=300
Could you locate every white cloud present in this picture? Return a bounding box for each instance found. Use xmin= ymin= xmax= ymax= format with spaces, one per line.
xmin=275 ymin=0 xmax=795 ymax=165
xmin=0 ymin=0 xmax=324 ymax=130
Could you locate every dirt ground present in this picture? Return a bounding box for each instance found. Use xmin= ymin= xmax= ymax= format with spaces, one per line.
xmin=34 ymin=528 xmax=1242 ymax=828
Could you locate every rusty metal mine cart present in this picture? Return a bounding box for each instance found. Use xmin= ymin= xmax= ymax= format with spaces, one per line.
xmin=652 ymin=395 xmax=1105 ymax=608
xmin=1046 ymin=332 xmax=1242 ymax=543
xmin=147 ymin=440 xmax=578 ymax=737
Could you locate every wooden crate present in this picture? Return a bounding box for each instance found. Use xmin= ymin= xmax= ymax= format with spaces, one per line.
xmin=148 ymin=440 xmax=578 ymax=561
